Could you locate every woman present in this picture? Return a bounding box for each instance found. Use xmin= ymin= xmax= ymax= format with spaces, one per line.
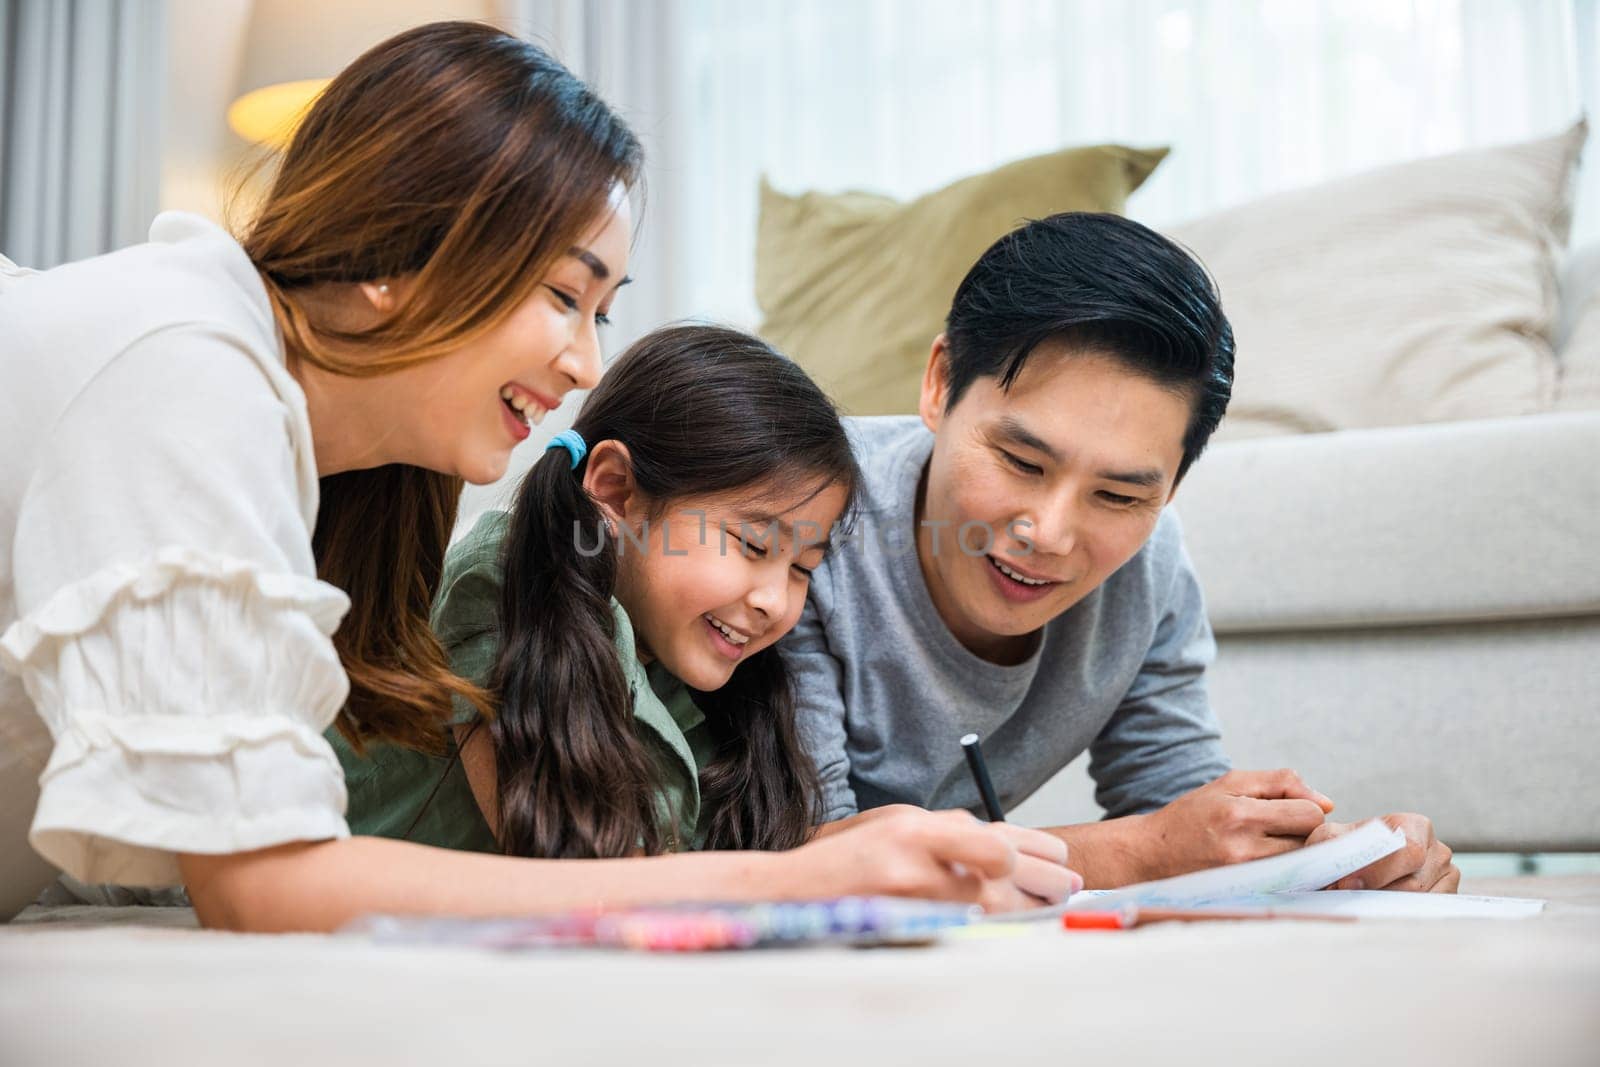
xmin=0 ymin=22 xmax=1069 ymax=930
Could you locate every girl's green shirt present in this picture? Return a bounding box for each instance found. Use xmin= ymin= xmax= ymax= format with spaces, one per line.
xmin=325 ymin=510 xmax=715 ymax=854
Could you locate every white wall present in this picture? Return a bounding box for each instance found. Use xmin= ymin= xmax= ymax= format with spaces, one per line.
xmin=160 ymin=0 xmax=253 ymax=222
xmin=159 ymin=0 xmax=501 ymax=224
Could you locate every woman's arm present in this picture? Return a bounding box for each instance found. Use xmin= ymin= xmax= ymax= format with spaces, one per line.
xmin=179 ymin=807 xmax=1037 ymax=933
xmin=180 ymin=837 xmax=786 ymax=932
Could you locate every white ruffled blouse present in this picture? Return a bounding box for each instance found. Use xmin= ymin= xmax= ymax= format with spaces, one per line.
xmin=0 ymin=213 xmax=352 ymax=892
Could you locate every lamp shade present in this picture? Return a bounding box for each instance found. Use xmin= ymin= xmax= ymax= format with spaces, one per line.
xmin=227 ymin=0 xmax=496 ymax=148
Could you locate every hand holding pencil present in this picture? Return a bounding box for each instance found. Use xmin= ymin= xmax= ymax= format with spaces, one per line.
xmin=961 ymin=732 xmax=1083 ymax=908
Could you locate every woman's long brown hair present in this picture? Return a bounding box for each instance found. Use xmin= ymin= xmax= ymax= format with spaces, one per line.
xmin=240 ymin=22 xmax=642 ymax=752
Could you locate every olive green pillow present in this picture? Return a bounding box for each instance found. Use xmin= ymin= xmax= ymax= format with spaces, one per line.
xmin=755 ymin=144 xmax=1169 ymax=415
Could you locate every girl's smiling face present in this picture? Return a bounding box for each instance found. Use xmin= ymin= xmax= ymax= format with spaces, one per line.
xmin=609 ymin=482 xmax=848 ymax=691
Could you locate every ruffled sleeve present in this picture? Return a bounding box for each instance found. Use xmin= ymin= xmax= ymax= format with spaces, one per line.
xmin=0 ymin=326 xmax=353 ymax=887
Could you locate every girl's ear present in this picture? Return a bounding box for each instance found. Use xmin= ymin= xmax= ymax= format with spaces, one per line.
xmin=580 ymin=439 xmax=639 ymax=530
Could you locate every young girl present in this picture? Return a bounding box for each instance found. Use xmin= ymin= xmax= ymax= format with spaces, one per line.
xmin=331 ymin=326 xmax=842 ymax=857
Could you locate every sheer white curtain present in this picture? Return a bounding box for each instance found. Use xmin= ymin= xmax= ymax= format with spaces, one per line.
xmin=671 ymin=0 xmax=1595 ymax=327
xmin=498 ymin=0 xmax=689 ymax=352
xmin=0 ymin=0 xmax=165 ymax=269
xmin=474 ymin=0 xmax=1594 ymax=531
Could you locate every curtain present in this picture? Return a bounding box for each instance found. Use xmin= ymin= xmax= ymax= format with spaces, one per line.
xmin=669 ymin=0 xmax=1595 ymax=327
xmin=471 ymin=0 xmax=1595 ymax=534
xmin=0 ymin=0 xmax=165 ymax=270
xmin=498 ymin=0 xmax=687 ymax=354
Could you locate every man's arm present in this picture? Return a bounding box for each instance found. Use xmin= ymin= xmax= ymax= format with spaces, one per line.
xmin=781 ymin=580 xmax=1079 ymax=900
xmin=1047 ymin=781 xmax=1461 ymax=892
xmin=1043 ymin=769 xmax=1333 ymax=887
xmin=779 ymin=577 xmax=863 ymax=825
xmin=1083 ymin=523 xmax=1230 ymax=819
xmin=1038 ymin=520 xmax=1455 ymax=892
xmin=1038 ymin=519 xmax=1330 ymax=886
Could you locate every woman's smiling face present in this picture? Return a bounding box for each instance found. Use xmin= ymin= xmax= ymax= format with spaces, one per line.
xmin=393 ymin=189 xmax=633 ymax=486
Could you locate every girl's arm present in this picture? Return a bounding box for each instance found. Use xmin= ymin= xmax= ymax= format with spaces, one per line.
xmin=178 ymin=807 xmax=1034 ymax=933
xmin=810 ymin=804 xmax=922 ymax=839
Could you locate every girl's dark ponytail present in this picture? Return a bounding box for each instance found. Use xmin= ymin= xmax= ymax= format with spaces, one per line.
xmin=490 ymin=447 xmax=666 ymax=858
xmin=694 ymin=652 xmax=820 ymax=852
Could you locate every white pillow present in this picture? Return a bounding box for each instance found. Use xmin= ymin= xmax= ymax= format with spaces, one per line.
xmin=1169 ymin=123 xmax=1586 ymax=441
xmin=1556 ymin=241 xmax=1600 ymax=412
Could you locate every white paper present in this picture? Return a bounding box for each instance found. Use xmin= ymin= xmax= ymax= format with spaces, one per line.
xmin=1066 ymin=819 xmax=1408 ymax=910
xmin=1206 ymin=891 xmax=1546 ymax=919
xmin=986 ymin=821 xmax=1547 ymax=922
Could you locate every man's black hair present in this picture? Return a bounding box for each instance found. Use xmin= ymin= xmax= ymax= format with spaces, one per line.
xmin=942 ymin=212 xmax=1234 ymax=481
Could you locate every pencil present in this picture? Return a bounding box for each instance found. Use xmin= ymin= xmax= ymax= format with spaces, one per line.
xmin=960 ymin=732 xmax=1006 ymax=822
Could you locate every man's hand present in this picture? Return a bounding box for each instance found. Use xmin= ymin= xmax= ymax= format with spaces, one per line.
xmin=1308 ymin=814 xmax=1460 ymax=893
xmin=1139 ymin=769 xmax=1335 ymax=878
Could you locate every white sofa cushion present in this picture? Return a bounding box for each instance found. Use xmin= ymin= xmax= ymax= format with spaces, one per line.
xmin=1014 ymin=615 xmax=1600 ymax=851
xmin=1169 ymin=123 xmax=1585 ymax=442
xmin=1175 ymin=411 xmax=1600 ymax=633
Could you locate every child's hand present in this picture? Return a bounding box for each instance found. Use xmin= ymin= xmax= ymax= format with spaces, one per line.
xmin=807 ymin=803 xmax=926 ymax=840
xmin=984 ymin=820 xmax=1081 ymax=907
xmin=788 ymin=808 xmax=1081 ymax=911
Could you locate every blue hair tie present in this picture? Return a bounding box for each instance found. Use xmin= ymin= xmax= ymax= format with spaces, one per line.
xmin=545 ymin=428 xmax=588 ymax=470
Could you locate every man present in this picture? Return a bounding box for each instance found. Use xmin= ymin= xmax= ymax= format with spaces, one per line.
xmin=782 ymin=213 xmax=1459 ymax=892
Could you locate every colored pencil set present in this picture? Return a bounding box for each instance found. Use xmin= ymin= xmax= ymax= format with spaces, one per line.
xmin=348 ymin=897 xmax=977 ymax=953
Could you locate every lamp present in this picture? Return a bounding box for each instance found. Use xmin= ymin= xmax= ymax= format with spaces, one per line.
xmin=227 ymin=0 xmax=497 ymax=148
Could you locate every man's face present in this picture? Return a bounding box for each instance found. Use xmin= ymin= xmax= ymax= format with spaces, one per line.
xmin=916 ymin=337 xmax=1192 ymax=662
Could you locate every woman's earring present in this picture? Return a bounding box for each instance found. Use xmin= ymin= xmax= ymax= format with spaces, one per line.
xmin=378 ymin=284 xmax=390 ymax=295
xmin=604 ymin=517 xmax=618 ymax=538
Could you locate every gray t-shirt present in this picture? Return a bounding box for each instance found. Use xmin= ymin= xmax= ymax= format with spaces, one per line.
xmin=782 ymin=416 xmax=1231 ymax=822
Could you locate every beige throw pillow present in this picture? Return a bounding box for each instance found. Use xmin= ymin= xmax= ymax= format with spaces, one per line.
xmin=1556 ymin=242 xmax=1600 ymax=412
xmin=755 ymin=144 xmax=1168 ymax=415
xmin=1169 ymin=123 xmax=1586 ymax=441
